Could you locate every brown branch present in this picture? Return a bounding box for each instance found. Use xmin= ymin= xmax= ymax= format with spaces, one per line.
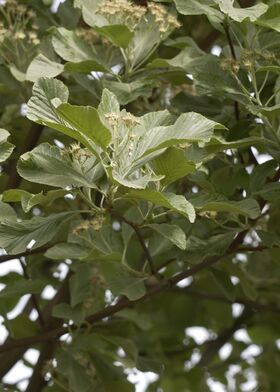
xmin=24 ymin=275 xmax=71 ymax=390
xmin=196 ymin=308 xmax=252 ymax=367
xmin=0 ymin=231 xmax=247 ymax=355
xmin=0 ymin=245 xmax=50 ymax=264
xmin=223 ymin=22 xmax=240 ymax=122
xmin=171 ymin=287 xmax=280 ymax=314
xmin=133 ymin=225 xmax=156 ymax=274
xmin=25 ymin=343 xmax=56 ymax=392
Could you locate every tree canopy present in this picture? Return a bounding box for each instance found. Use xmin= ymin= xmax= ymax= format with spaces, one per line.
xmin=0 ymin=0 xmax=280 ymax=391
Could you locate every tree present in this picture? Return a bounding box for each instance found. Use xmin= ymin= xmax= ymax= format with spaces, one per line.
xmin=0 ymin=0 xmax=280 ymax=390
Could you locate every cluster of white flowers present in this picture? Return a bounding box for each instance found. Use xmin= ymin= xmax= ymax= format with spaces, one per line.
xmin=147 ymin=2 xmax=181 ymax=35
xmin=0 ymin=0 xmax=39 ymax=46
xmin=96 ymin=0 xmax=146 ymax=30
xmin=73 ymin=215 xmax=105 ymax=234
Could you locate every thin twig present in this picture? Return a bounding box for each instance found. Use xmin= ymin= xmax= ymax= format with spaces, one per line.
xmin=223 ymin=22 xmax=240 ymax=121
xmin=109 ymin=208 xmax=156 ymax=274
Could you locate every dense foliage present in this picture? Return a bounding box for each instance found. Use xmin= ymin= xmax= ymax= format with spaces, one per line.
xmin=0 ymin=0 xmax=280 ymax=391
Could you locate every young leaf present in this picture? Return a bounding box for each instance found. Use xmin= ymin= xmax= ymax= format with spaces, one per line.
xmin=218 ymin=0 xmax=267 ymax=22
xmin=0 ymin=211 xmax=76 ymax=254
xmin=69 ymin=264 xmax=91 ymax=307
xmin=0 ymin=128 xmax=14 ymax=163
xmin=100 ymin=261 xmax=146 ymax=301
xmin=152 ymin=147 xmax=196 ymax=185
xmin=56 ymin=103 xmax=112 ymax=149
xmin=256 ymin=3 xmax=280 ymax=32
xmin=125 ymin=190 xmax=196 ymax=222
xmin=191 ymin=194 xmax=260 ymax=219
xmin=0 ymin=279 xmax=45 ymax=299
xmin=17 ymin=143 xmax=102 ymax=189
xmin=0 ymin=200 xmax=17 ymax=222
xmin=135 ymin=112 xmax=226 ymax=160
xmin=26 ymin=54 xmax=64 ymax=82
xmin=146 ymin=224 xmax=187 ymax=250
xmin=27 ymin=78 xmax=95 ymax=149
xmin=3 ymin=189 xmax=68 ymax=213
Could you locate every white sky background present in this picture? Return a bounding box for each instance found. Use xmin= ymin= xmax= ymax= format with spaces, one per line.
xmin=0 ymin=1 xmax=276 ymax=391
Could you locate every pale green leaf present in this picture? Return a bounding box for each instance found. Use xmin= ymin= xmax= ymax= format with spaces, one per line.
xmin=0 ymin=279 xmax=45 ymax=299
xmin=257 ymin=4 xmax=280 ymax=32
xmin=3 ymin=189 xmax=68 ymax=213
xmin=17 ymin=143 xmax=102 ymax=189
xmin=152 ymin=147 xmax=196 ymax=185
xmin=0 ymin=211 xmax=77 ymax=254
xmin=70 ymin=264 xmax=91 ymax=307
xmin=218 ymin=0 xmax=267 ymax=22
xmin=146 ymin=223 xmax=187 ymax=250
xmin=125 ymin=190 xmax=196 ymax=222
xmin=100 ymin=261 xmax=146 ymax=301
xmin=56 ymin=103 xmax=111 ymax=149
xmin=0 ymin=128 xmax=14 ymax=163
xmin=135 ymin=112 xmax=225 ymax=160
xmin=26 ymin=54 xmax=64 ymax=82
xmin=191 ymin=194 xmax=260 ymax=219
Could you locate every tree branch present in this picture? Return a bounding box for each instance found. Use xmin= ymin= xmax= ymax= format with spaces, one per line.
xmin=0 ymin=245 xmax=50 ymax=264
xmin=109 ymin=208 xmax=155 ymax=274
xmin=223 ymin=22 xmax=240 ymax=121
xmin=0 ymin=232 xmax=247 ymax=355
xmin=196 ymin=308 xmax=252 ymax=367
xmin=171 ymin=287 xmax=280 ymax=313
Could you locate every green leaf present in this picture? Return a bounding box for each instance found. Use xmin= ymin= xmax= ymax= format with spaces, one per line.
xmin=52 ymin=27 xmax=109 ymax=73
xmin=69 ymin=264 xmax=91 ymax=307
xmin=146 ymin=223 xmax=187 ymax=250
xmin=100 ymin=261 xmax=146 ymax=301
xmin=27 ymin=77 xmax=69 ymax=125
xmin=3 ymin=189 xmax=68 ymax=213
xmin=17 ymin=143 xmax=102 ymax=188
xmin=64 ymin=60 xmax=108 ymax=73
xmin=125 ymin=190 xmax=196 ymax=222
xmin=103 ymin=80 xmax=152 ymax=105
xmin=27 ymin=78 xmax=94 ymax=149
xmin=0 ymin=211 xmax=76 ymax=254
xmin=26 ymin=54 xmax=64 ymax=82
xmin=191 ymin=194 xmax=260 ymax=219
xmin=257 ymin=4 xmax=280 ymax=33
xmin=56 ymin=351 xmax=97 ymax=392
xmin=211 ymin=267 xmax=236 ymax=301
xmin=45 ymin=242 xmax=89 ymax=260
xmin=218 ymin=0 xmax=267 ymax=22
xmin=152 ymin=147 xmax=196 ymax=185
xmin=184 ymin=232 xmax=235 ymax=263
xmin=56 ymin=103 xmax=112 ymax=149
xmin=135 ymin=112 xmax=225 ymax=160
xmin=0 ymin=279 xmax=45 ymax=299
xmin=129 ymin=16 xmax=160 ymax=68
xmin=4 ymin=314 xmax=39 ymax=338
xmin=98 ymin=88 xmax=120 ymax=116
xmin=95 ymin=25 xmax=133 ymax=49
xmin=0 ymin=199 xmax=17 ymax=222
xmin=174 ymin=0 xmax=223 ymax=24
xmin=53 ymin=303 xmax=86 ymax=325
xmin=52 ymin=27 xmax=96 ymax=62
xmin=0 ymin=128 xmax=14 ymax=163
